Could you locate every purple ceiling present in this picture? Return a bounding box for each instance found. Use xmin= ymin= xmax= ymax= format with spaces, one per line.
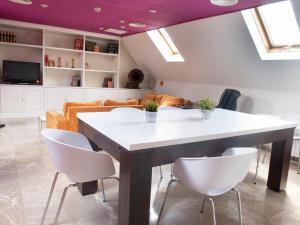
xmin=0 ymin=0 xmax=283 ymax=36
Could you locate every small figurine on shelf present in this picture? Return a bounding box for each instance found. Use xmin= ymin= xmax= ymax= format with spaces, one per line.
xmin=85 ymin=62 xmax=89 ymax=69
xmin=44 ymin=55 xmax=49 ymax=66
xmin=71 ymin=58 xmax=75 ymax=68
xmin=74 ymin=38 xmax=83 ymax=50
xmin=57 ymin=57 xmax=61 ymax=67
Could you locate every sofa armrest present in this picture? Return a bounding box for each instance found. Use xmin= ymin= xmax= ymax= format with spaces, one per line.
xmin=46 ymin=110 xmax=67 ymax=130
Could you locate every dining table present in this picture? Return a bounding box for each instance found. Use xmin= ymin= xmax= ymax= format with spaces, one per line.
xmin=77 ymin=108 xmax=296 ymax=225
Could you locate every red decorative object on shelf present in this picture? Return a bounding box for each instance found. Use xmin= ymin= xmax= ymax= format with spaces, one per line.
xmin=44 ymin=55 xmax=49 ymax=66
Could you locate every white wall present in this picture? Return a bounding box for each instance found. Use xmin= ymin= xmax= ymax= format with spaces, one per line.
xmin=123 ymin=10 xmax=300 ymax=119
xmin=119 ymin=40 xmax=155 ymax=89
xmin=123 ymin=11 xmax=300 ymax=93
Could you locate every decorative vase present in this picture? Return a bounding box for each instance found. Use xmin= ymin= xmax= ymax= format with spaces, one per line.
xmin=201 ymin=109 xmax=212 ymax=120
xmin=146 ymin=111 xmax=157 ymax=123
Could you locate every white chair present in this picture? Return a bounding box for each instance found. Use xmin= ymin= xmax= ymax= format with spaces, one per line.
xmin=158 ymin=106 xmax=183 ymax=111
xmin=111 ymin=107 xmax=142 ymax=112
xmin=40 ymin=128 xmax=117 ymax=225
xmin=157 ymin=147 xmax=257 ymax=225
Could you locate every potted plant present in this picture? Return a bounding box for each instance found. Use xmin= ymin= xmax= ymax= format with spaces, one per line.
xmin=145 ymin=101 xmax=159 ymax=123
xmin=197 ymin=98 xmax=216 ymax=120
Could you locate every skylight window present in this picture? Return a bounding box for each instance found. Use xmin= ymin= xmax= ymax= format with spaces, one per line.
xmin=147 ymin=28 xmax=184 ymax=62
xmin=242 ymin=0 xmax=300 ymax=60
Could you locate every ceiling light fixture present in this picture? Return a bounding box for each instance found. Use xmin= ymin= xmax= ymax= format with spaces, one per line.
xmin=94 ymin=7 xmax=101 ymax=13
xmin=120 ymin=26 xmax=126 ymax=29
xmin=149 ymin=9 xmax=157 ymax=14
xmin=8 ymin=0 xmax=32 ymax=5
xmin=41 ymin=4 xmax=48 ymax=8
xmin=104 ymin=28 xmax=127 ymax=35
xmin=129 ymin=22 xmax=146 ymax=28
xmin=210 ymin=0 xmax=238 ymax=6
xmin=99 ymin=27 xmax=104 ymax=30
xmin=119 ymin=20 xmax=125 ymax=23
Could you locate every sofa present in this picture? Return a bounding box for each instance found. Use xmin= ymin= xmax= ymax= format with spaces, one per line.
xmin=140 ymin=92 xmax=192 ymax=108
xmin=46 ymin=99 xmax=143 ymax=132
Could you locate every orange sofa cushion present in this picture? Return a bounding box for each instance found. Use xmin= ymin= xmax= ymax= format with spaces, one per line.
xmin=63 ymin=101 xmax=102 ymax=116
xmin=160 ymin=95 xmax=184 ymax=107
xmin=140 ymin=93 xmax=163 ymax=105
xmin=104 ymin=99 xmax=138 ymax=106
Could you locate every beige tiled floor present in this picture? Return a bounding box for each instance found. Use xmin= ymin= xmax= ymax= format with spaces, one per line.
xmin=0 ymin=118 xmax=300 ymax=225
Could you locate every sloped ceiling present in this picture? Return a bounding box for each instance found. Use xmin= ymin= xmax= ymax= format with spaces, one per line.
xmin=123 ymin=9 xmax=300 ymax=93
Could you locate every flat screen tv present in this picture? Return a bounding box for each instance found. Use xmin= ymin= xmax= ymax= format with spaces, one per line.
xmin=2 ymin=60 xmax=41 ymax=84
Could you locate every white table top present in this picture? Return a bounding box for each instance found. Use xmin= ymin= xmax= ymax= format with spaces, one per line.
xmin=77 ymin=109 xmax=297 ymax=151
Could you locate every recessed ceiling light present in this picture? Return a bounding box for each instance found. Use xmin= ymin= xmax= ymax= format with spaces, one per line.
xmin=41 ymin=4 xmax=48 ymax=8
xmin=210 ymin=0 xmax=238 ymax=6
xmin=119 ymin=20 xmax=125 ymax=24
xmin=149 ymin=9 xmax=157 ymax=14
xmin=104 ymin=28 xmax=127 ymax=35
xmin=8 ymin=0 xmax=32 ymax=5
xmin=129 ymin=22 xmax=146 ymax=28
xmin=99 ymin=27 xmax=104 ymax=30
xmin=120 ymin=26 xmax=126 ymax=29
xmin=94 ymin=7 xmax=101 ymax=13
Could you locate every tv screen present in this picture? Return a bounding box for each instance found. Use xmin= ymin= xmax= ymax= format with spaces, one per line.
xmin=2 ymin=60 xmax=41 ymax=84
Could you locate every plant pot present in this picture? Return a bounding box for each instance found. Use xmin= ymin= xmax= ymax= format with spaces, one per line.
xmin=146 ymin=111 xmax=157 ymax=123
xmin=201 ymin=109 xmax=212 ymax=120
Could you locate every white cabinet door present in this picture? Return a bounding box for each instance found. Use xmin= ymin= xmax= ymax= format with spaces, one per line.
xmin=0 ymin=86 xmax=20 ymax=113
xmin=65 ymin=89 xmax=84 ymax=102
xmin=44 ymin=87 xmax=65 ymax=111
xmin=22 ymin=87 xmax=43 ymax=113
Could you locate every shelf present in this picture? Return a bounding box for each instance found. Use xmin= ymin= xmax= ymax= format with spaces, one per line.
xmin=0 ymin=41 xmax=42 ymax=49
xmin=44 ymin=66 xmax=83 ymax=71
xmin=85 ymin=51 xmax=118 ymax=57
xmin=85 ymin=69 xmax=118 ymax=73
xmin=45 ymin=46 xmax=83 ymax=53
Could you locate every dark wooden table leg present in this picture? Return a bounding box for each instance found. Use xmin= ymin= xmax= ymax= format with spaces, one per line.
xmin=267 ymin=130 xmax=294 ymax=192
xmin=118 ymin=150 xmax=153 ymax=225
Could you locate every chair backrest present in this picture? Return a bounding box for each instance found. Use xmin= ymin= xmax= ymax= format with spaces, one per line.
xmin=173 ymin=148 xmax=256 ymax=195
xmin=41 ymin=128 xmax=114 ymax=182
xmin=158 ymin=106 xmax=183 ymax=111
xmin=111 ymin=107 xmax=142 ymax=112
xmin=217 ymin=89 xmax=241 ymax=111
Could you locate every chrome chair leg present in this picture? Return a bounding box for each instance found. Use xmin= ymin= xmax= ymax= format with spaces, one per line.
xmin=200 ymin=196 xmax=206 ymax=214
xmin=100 ymin=176 xmax=119 ymax=202
xmin=170 ymin=164 xmax=174 ymax=179
xmin=297 ymin=148 xmax=300 ymax=174
xmin=159 ymin=166 xmax=163 ymax=179
xmin=157 ymin=179 xmax=178 ymax=225
xmin=253 ymin=145 xmax=262 ymax=184
xmin=232 ymin=188 xmax=243 ymax=225
xmin=262 ymin=145 xmax=270 ymax=164
xmin=208 ymin=197 xmax=217 ymax=225
xmin=40 ymin=171 xmax=60 ymax=225
xmin=53 ymin=183 xmax=77 ymax=225
xmin=101 ymin=179 xmax=106 ymax=202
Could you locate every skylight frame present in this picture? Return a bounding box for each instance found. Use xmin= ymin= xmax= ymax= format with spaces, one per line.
xmin=147 ymin=28 xmax=184 ymax=62
xmin=255 ymin=5 xmax=300 ymax=50
xmin=242 ymin=0 xmax=300 ymax=60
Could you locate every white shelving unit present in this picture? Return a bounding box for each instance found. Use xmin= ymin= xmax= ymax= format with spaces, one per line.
xmin=0 ymin=21 xmax=121 ymax=88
